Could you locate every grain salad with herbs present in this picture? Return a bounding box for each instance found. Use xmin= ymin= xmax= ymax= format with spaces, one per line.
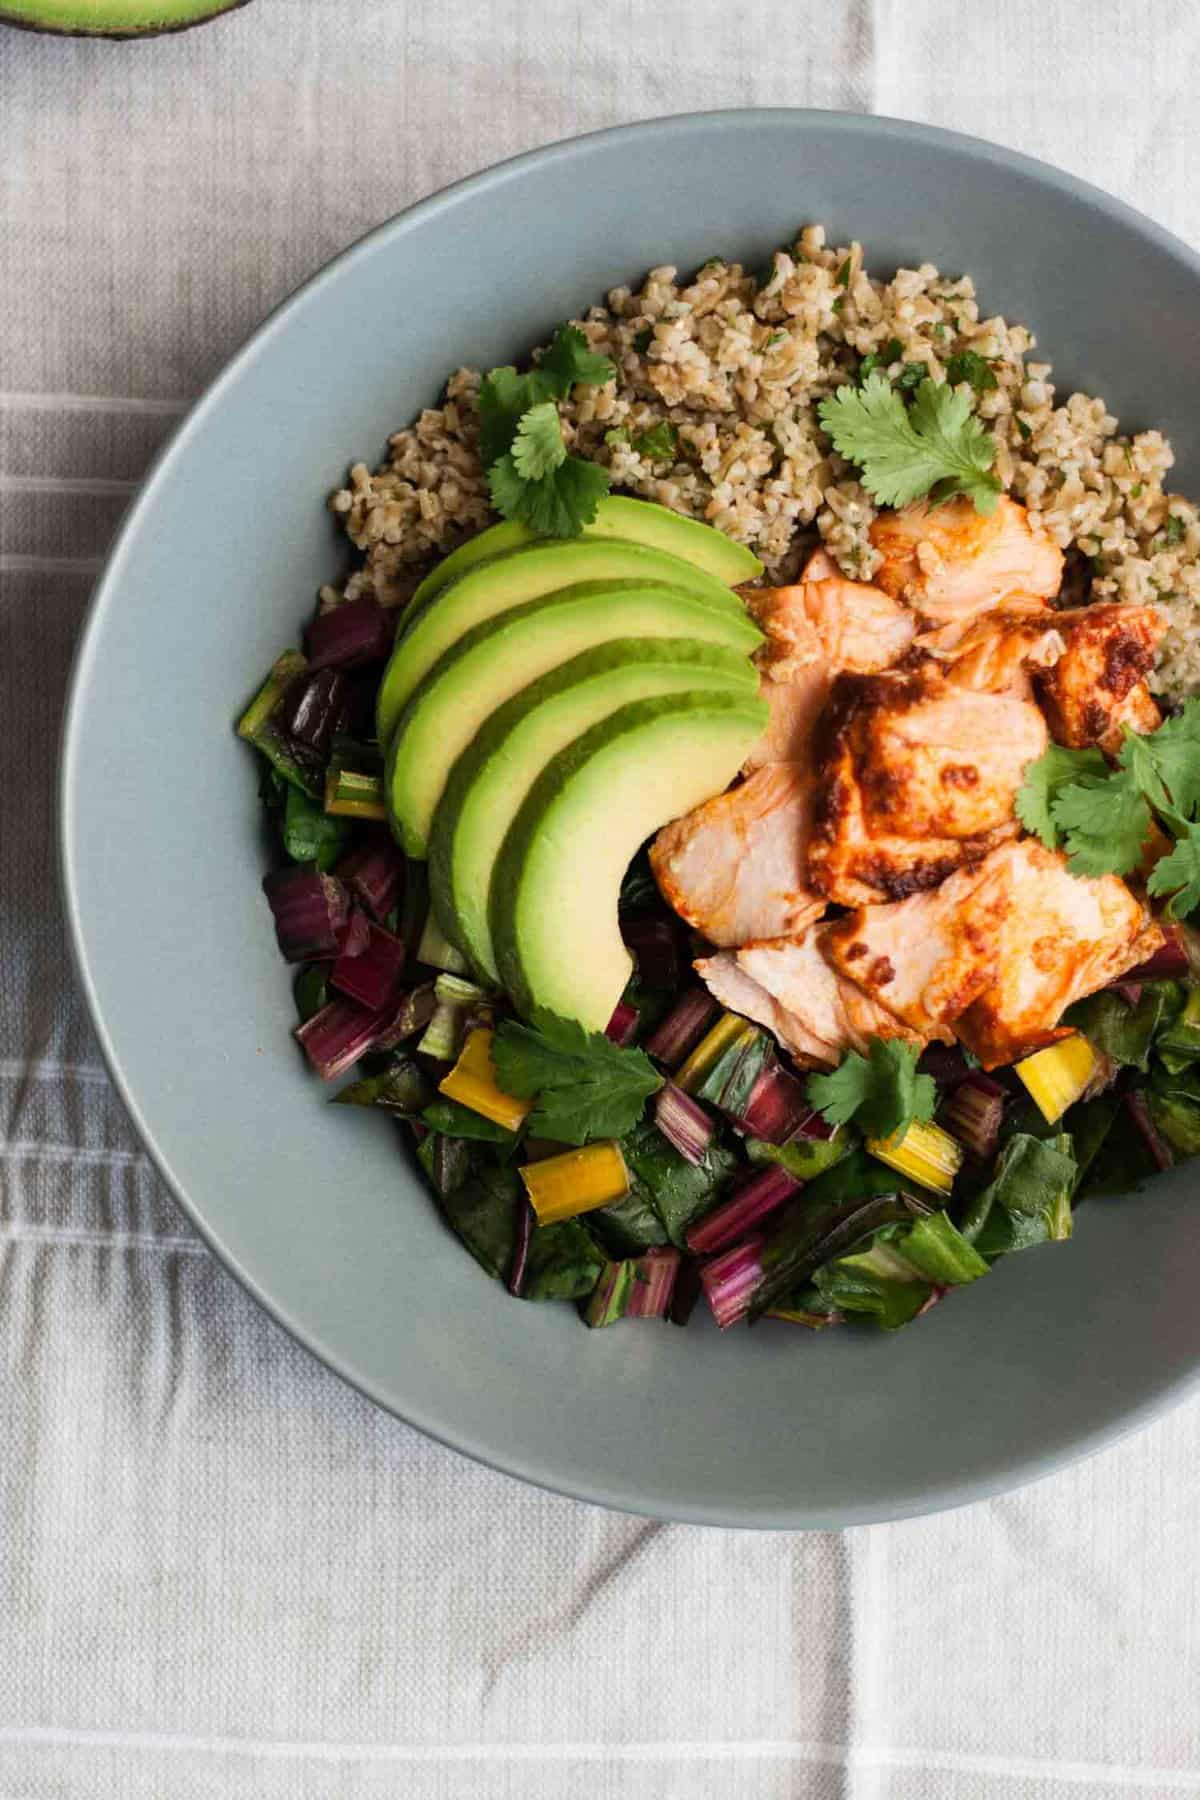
xmin=330 ymin=223 xmax=1200 ymax=701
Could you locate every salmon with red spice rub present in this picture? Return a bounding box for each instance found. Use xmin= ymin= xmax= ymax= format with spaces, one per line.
xmin=807 ymin=658 xmax=1049 ymax=906
xmin=1034 ymin=603 xmax=1165 ymax=753
xmin=870 ymin=494 xmax=1063 ymax=633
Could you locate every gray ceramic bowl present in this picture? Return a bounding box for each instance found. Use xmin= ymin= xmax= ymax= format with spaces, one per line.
xmin=61 ymin=110 xmax=1200 ymax=1527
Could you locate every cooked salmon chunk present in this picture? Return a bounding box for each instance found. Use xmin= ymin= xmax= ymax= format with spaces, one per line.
xmin=823 ymin=857 xmax=1012 ymax=1041
xmin=952 ymin=841 xmax=1162 ymax=1067
xmin=870 ymin=495 xmax=1063 ymax=630
xmin=931 ymin=608 xmax=1065 ymax=698
xmin=742 ymin=551 xmax=916 ymax=770
xmin=1034 ymin=603 xmax=1165 ymax=753
xmin=649 ymin=763 xmax=826 ymax=948
xmin=807 ymin=660 xmax=1048 ymax=905
xmin=693 ymin=949 xmax=838 ymax=1066
xmin=695 ymin=926 xmax=919 ymax=1068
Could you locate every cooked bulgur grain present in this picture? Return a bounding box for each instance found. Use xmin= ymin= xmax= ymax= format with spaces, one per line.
xmin=330 ymin=225 xmax=1200 ymax=701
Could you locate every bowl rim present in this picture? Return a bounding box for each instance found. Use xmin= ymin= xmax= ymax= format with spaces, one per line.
xmin=58 ymin=106 xmax=1200 ymax=1528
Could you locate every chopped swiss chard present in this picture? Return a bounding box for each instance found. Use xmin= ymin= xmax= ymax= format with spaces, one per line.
xmin=293 ymin=962 xmax=331 ymax=1024
xmin=734 ymin=1058 xmax=814 ymax=1144
xmin=296 ymin=996 xmax=386 ymax=1080
xmin=810 ymin=1246 xmax=932 ymax=1330
xmin=307 ymin=596 xmax=394 ymax=670
xmin=620 ymin=1115 xmax=740 ymax=1248
xmin=626 ymin=1247 xmax=681 ymax=1317
xmin=686 ymin=1163 xmax=801 ymax=1256
xmin=1145 ymin=1064 xmax=1200 ymax=1158
xmin=1066 ymin=982 xmax=1182 ymax=1072
xmin=416 ymin=1138 xmax=520 ymax=1278
xmin=280 ymin=783 xmax=352 ymax=870
xmin=1127 ymin=925 xmax=1191 ymax=981
xmin=605 ymin=999 xmax=641 ymax=1047
xmin=373 ymin=982 xmax=437 ymax=1050
xmin=897 ymin=1209 xmax=988 ymax=1285
xmin=522 ymin=1218 xmax=605 ymax=1302
xmin=278 ymin=665 xmax=346 ymax=755
xmin=1154 ymin=984 xmax=1200 ymax=1070
xmin=333 ymin=1055 xmax=432 ymax=1114
xmin=330 ymin=920 xmax=407 ymax=1011
xmin=961 ymin=1132 xmax=1077 ymax=1255
xmin=422 ymin=1097 xmax=518 ymax=1143
xmin=746 ymin=1126 xmax=853 ymax=1183
xmin=507 ymin=1193 xmax=535 ymax=1296
xmin=938 ymin=1071 xmax=1006 ymax=1160
xmin=1125 ymin=1090 xmax=1175 ymax=1170
xmin=710 ymin=1029 xmax=775 ymax=1122
xmin=700 ymin=1234 xmax=767 ymax=1329
xmin=667 ymin=1256 xmax=703 ymax=1326
xmin=337 ymin=905 xmax=371 ymax=960
xmin=747 ymin=1150 xmax=926 ymax=1320
xmin=653 ymin=1081 xmax=714 ymax=1165
xmin=336 ymin=834 xmax=406 ymax=920
xmin=263 ymin=866 xmax=350 ymax=961
xmin=644 ymin=986 xmax=720 ymax=1069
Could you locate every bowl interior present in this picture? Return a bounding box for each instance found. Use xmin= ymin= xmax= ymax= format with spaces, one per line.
xmin=62 ymin=111 xmax=1200 ymax=1527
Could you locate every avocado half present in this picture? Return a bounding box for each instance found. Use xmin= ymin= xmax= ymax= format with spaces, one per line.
xmin=0 ymin=0 xmax=247 ymax=35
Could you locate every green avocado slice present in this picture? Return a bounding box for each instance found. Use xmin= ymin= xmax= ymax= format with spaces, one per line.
xmin=426 ymin=637 xmax=759 ymax=979
xmin=376 ymin=536 xmax=751 ymax=746
xmin=401 ymin=495 xmax=763 ymax=624
xmin=0 ymin=0 xmax=244 ymax=32
xmin=490 ymin=691 xmax=769 ymax=1030
xmin=386 ymin=580 xmax=761 ymax=860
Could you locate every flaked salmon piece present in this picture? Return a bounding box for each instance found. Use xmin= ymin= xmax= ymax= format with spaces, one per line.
xmin=870 ymin=495 xmax=1064 ymax=629
xmin=693 ymin=950 xmax=837 ymax=1067
xmin=736 ymin=929 xmax=922 ymax=1059
xmin=823 ymin=858 xmax=1012 ymax=1042
xmin=1033 ymin=603 xmax=1165 ymax=753
xmin=953 ymin=841 xmax=1162 ymax=1068
xmin=742 ymin=550 xmax=916 ymax=771
xmin=925 ymin=608 xmax=1065 ymax=698
xmin=649 ymin=763 xmax=825 ymax=948
xmin=808 ymin=659 xmax=1048 ymax=906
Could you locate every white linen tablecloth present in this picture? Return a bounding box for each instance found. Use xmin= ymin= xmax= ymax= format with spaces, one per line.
xmin=4 ymin=4 xmax=1200 ymax=1795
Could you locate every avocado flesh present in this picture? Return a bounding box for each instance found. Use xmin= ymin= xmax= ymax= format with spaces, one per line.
xmin=0 ymin=0 xmax=243 ymax=31
xmin=387 ymin=580 xmax=761 ymax=859
xmin=401 ymin=496 xmax=763 ymax=624
xmin=376 ymin=537 xmax=751 ymax=744
xmin=490 ymin=692 xmax=769 ymax=1030
xmin=426 ymin=639 xmax=759 ymax=979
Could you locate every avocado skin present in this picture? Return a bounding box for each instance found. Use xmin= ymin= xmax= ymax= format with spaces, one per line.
xmin=0 ymin=0 xmax=247 ymax=36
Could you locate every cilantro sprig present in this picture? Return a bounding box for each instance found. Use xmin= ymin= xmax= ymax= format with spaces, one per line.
xmin=805 ymin=1038 xmax=936 ymax=1140
xmin=477 ymin=326 xmax=616 ymax=538
xmin=1017 ymin=699 xmax=1200 ymax=915
xmin=492 ymin=1007 xmax=663 ymax=1145
xmin=817 ymin=371 xmax=1001 ymax=515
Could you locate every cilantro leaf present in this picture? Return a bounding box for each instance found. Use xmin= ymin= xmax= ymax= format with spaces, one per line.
xmin=806 ymin=1038 xmax=936 ymax=1140
xmin=897 ymin=361 xmax=927 ymax=392
xmin=1136 ymin=696 xmax=1200 ymax=817
xmin=510 ymin=401 xmax=568 ymax=480
xmin=632 ymin=420 xmax=678 ymax=462
xmin=492 ymin=1008 xmax=663 ymax=1144
xmin=1148 ymin=821 xmax=1200 ymax=918
xmin=537 ymin=324 xmax=615 ymax=394
xmin=1050 ymin=765 xmax=1154 ymax=876
xmin=489 ymin=452 xmax=610 ymax=538
xmin=946 ymin=350 xmax=999 ymax=394
xmin=477 ymin=365 xmax=555 ymax=467
xmin=476 ymin=327 xmax=614 ymax=470
xmin=1015 ymin=743 xmax=1109 ymax=847
xmin=817 ymin=372 xmax=1001 ymax=514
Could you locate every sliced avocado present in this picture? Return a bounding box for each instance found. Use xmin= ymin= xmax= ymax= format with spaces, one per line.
xmin=377 ymin=537 xmax=749 ymax=745
xmin=491 ymin=692 xmax=769 ymax=1030
xmin=402 ymin=495 xmax=763 ymax=622
xmin=427 ymin=639 xmax=760 ymax=978
xmin=0 ymin=0 xmax=244 ymax=32
xmin=387 ymin=580 xmax=761 ymax=859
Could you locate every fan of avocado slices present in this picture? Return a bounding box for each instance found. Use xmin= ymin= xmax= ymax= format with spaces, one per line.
xmin=237 ymin=324 xmax=1200 ymax=1336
